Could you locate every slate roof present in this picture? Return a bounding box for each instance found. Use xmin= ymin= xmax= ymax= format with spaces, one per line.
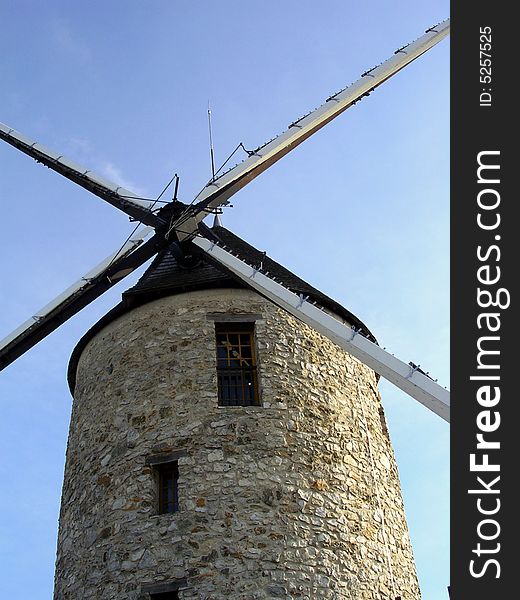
xmin=67 ymin=224 xmax=376 ymax=392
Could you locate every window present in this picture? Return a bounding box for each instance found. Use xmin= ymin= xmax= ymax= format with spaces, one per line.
xmin=150 ymin=593 xmax=178 ymax=600
xmin=156 ymin=461 xmax=179 ymax=514
xmin=215 ymin=322 xmax=259 ymax=406
xmin=146 ymin=450 xmax=186 ymax=515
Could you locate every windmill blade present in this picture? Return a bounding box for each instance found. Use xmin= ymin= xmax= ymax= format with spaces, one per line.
xmin=193 ymin=235 xmax=450 ymax=422
xmin=0 ymin=226 xmax=164 ymax=371
xmin=0 ymin=122 xmax=161 ymax=228
xmin=172 ymin=19 xmax=450 ymax=240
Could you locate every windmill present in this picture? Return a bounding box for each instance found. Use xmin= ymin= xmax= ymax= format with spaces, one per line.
xmin=0 ymin=20 xmax=450 ymax=417
xmin=0 ymin=16 xmax=449 ymax=600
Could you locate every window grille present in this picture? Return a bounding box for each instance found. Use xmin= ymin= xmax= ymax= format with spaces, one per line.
xmin=215 ymin=322 xmax=259 ymax=406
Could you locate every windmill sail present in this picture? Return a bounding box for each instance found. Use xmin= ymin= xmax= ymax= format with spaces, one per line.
xmin=0 ymin=227 xmax=162 ymax=370
xmin=0 ymin=122 xmax=160 ymax=227
xmin=171 ymin=19 xmax=450 ymax=240
xmin=193 ymin=234 xmax=450 ymax=422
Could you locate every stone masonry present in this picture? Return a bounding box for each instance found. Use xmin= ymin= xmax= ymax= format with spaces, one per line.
xmin=54 ymin=288 xmax=421 ymax=599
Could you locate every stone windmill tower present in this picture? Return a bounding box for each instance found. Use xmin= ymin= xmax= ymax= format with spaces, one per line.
xmin=0 ymin=19 xmax=450 ymax=600
xmin=55 ymin=225 xmax=420 ymax=600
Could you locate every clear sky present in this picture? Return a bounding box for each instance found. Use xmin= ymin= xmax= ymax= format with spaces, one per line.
xmin=0 ymin=1 xmax=449 ymax=598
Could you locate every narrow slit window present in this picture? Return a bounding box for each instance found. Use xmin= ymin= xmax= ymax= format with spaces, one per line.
xmin=156 ymin=461 xmax=179 ymax=514
xmin=150 ymin=593 xmax=178 ymax=600
xmin=215 ymin=322 xmax=259 ymax=406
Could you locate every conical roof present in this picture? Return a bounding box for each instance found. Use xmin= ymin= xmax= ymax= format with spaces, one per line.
xmin=67 ymin=225 xmax=376 ymax=392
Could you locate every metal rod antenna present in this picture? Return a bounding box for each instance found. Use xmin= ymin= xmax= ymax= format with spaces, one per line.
xmin=173 ymin=174 xmax=179 ymax=201
xmin=207 ymin=101 xmax=216 ymax=181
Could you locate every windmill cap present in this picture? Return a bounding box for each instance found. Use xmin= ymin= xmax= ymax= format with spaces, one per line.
xmin=67 ymin=225 xmax=377 ymax=394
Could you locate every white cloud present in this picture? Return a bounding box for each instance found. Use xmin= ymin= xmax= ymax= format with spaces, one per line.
xmin=99 ymin=161 xmax=148 ymax=198
xmin=61 ymin=136 xmax=150 ymax=199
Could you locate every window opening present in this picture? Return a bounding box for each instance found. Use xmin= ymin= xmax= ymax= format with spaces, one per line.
xmin=215 ymin=322 xmax=259 ymax=406
xmin=142 ymin=578 xmax=186 ymax=598
xmin=156 ymin=461 xmax=179 ymax=514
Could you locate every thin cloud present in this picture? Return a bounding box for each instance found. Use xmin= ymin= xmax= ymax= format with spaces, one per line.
xmin=62 ymin=136 xmax=150 ymax=199
xmin=51 ymin=19 xmax=92 ymax=62
xmin=66 ymin=136 xmax=93 ymax=157
xmin=100 ymin=161 xmax=148 ymax=198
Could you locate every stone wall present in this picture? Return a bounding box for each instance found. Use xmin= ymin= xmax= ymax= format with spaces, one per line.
xmin=54 ymin=288 xmax=420 ymax=599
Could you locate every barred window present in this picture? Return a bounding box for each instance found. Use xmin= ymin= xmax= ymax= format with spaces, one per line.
xmin=215 ymin=322 xmax=259 ymax=406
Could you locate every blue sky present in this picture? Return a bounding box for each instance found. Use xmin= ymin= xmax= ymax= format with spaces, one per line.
xmin=0 ymin=1 xmax=449 ymax=598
